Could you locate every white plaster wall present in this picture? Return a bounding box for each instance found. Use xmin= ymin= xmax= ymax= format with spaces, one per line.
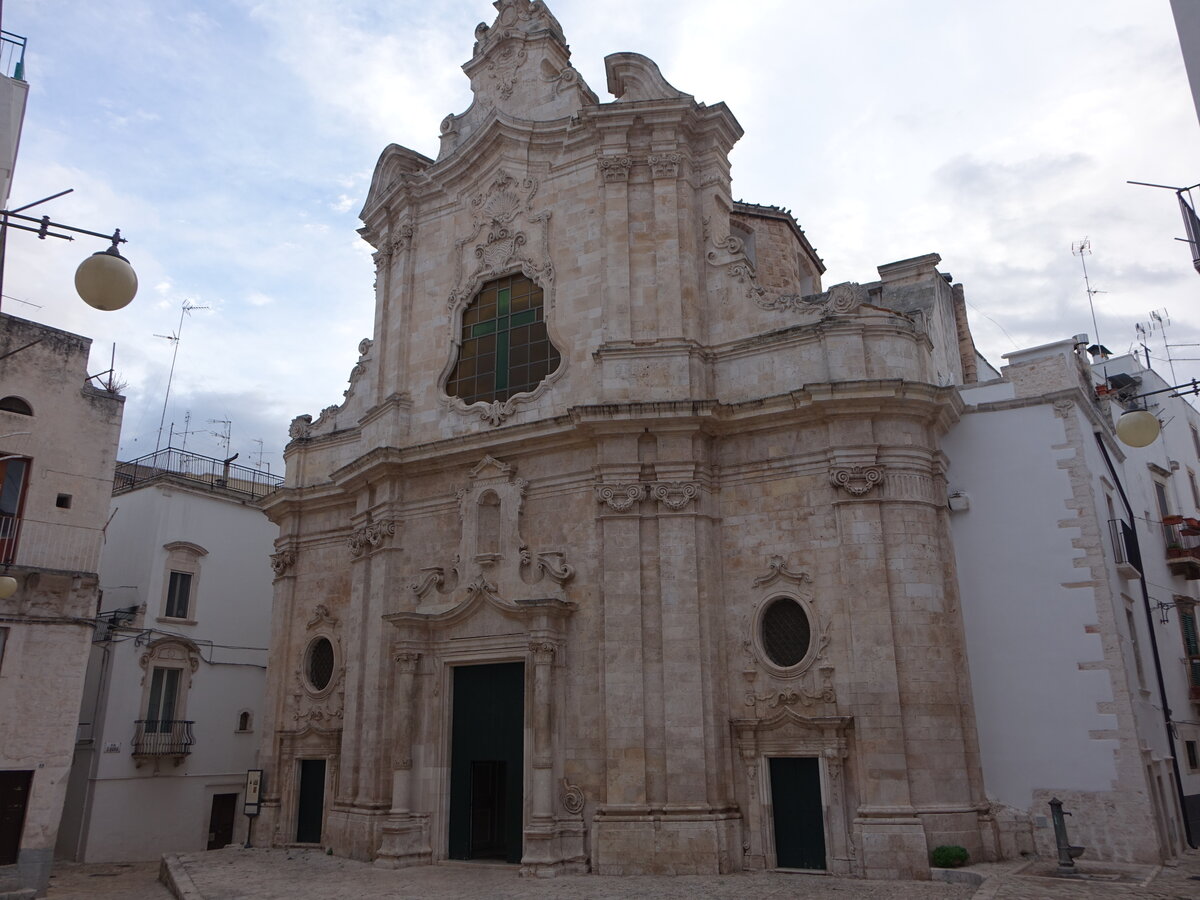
xmin=63 ymin=480 xmax=272 ymax=862
xmin=945 ymin=397 xmax=1117 ymax=808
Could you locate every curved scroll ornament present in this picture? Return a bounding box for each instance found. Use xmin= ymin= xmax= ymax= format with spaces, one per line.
xmin=652 ymin=482 xmax=700 ymax=511
xmin=270 ymin=549 xmax=297 ymax=576
xmin=595 ymin=483 xmax=646 ymax=512
xmin=347 ymin=520 xmax=397 ymax=557
xmin=752 ymin=555 xmax=812 ymax=589
xmin=830 ymin=465 xmax=885 ymax=497
xmin=560 ymin=778 xmax=585 ymax=815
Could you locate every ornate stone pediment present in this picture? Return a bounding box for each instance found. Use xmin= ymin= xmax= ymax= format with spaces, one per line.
xmin=408 ymin=456 xmax=573 ymax=610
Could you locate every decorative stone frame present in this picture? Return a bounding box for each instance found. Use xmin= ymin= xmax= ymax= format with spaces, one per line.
xmin=730 ymin=709 xmax=854 ymax=875
xmin=275 ymin=727 xmax=340 ymax=848
xmin=159 ymin=540 xmax=207 ymax=625
xmin=436 ymin=170 xmax=567 ymax=427
xmin=380 ymin=591 xmax=581 ymax=875
xmin=301 ymin=633 xmax=340 ymax=701
xmin=749 ymin=556 xmax=822 ymax=679
xmin=752 ymin=592 xmax=821 ymax=679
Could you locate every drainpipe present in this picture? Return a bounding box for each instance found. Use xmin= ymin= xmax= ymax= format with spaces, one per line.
xmin=1095 ymin=432 xmax=1197 ymax=850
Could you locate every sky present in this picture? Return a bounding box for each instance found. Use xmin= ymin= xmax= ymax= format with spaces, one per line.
xmin=1 ymin=0 xmax=1198 ymax=475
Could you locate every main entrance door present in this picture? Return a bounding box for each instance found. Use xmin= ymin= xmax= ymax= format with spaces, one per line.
xmin=448 ymin=662 xmax=524 ymax=862
xmin=769 ymin=756 xmax=826 ymax=870
xmin=0 ymin=770 xmax=32 ymax=866
xmin=296 ymin=759 xmax=326 ymax=844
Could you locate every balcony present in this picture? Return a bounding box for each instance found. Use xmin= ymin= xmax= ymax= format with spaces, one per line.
xmin=131 ymin=719 xmax=194 ymax=767
xmin=114 ymin=448 xmax=282 ymax=501
xmin=1108 ymin=518 xmax=1142 ymax=579
xmin=1164 ymin=519 xmax=1200 ymax=580
xmin=1 ymin=30 xmax=26 ymax=81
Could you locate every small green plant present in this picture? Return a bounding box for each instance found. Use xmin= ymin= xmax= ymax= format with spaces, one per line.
xmin=931 ymin=845 xmax=969 ymax=868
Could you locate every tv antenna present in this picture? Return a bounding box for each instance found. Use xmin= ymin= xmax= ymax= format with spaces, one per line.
xmin=153 ymin=300 xmax=209 ymax=451
xmin=252 ymin=439 xmax=271 ymax=475
xmin=208 ymin=418 xmax=232 ymax=457
xmin=1071 ymin=238 xmax=1106 ymax=353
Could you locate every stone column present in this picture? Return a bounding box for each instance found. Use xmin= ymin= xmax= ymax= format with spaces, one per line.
xmin=389 ymin=651 xmax=420 ymax=815
xmin=530 ymin=640 xmax=556 ymax=823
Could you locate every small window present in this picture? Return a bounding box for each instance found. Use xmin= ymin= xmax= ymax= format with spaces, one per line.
xmin=55 ymin=493 xmax=72 ymax=509
xmin=1187 ymin=740 xmax=1198 ymax=771
xmin=761 ymin=597 xmax=812 ymax=668
xmin=0 ymin=396 xmax=32 ymax=416
xmin=236 ymin=710 xmax=252 ymax=733
xmin=306 ymin=638 xmax=334 ymax=692
xmin=165 ymin=571 xmax=193 ymax=619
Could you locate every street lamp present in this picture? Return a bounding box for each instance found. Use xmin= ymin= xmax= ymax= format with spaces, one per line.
xmin=0 ymin=188 xmax=138 ymax=312
xmin=1104 ymin=377 xmax=1200 ymax=447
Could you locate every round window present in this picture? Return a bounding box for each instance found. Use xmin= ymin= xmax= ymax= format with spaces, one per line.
xmin=761 ymin=597 xmax=812 ymax=668
xmin=306 ymin=637 xmax=335 ymax=691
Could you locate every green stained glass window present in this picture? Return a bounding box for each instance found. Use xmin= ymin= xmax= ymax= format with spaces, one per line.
xmin=447 ymin=274 xmax=561 ymax=405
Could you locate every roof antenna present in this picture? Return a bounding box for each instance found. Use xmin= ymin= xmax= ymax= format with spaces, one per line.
xmin=1071 ymin=238 xmax=1106 ymax=357
xmin=153 ymin=300 xmax=209 ymax=451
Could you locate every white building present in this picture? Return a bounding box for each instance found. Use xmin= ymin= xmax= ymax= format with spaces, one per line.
xmin=56 ymin=448 xmax=280 ymax=862
xmin=944 ymin=337 xmax=1199 ymax=863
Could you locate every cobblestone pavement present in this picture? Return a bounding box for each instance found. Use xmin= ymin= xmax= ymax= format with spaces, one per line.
xmin=44 ymin=859 xmax=172 ymax=899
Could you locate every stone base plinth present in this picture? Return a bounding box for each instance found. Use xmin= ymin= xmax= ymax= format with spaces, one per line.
xmin=592 ymin=809 xmax=739 ymax=875
xmin=519 ymin=819 xmax=589 ymax=877
xmin=855 ymin=816 xmax=930 ymax=880
xmin=374 ymin=814 xmax=431 ymax=868
xmin=325 ymin=805 xmax=390 ymax=861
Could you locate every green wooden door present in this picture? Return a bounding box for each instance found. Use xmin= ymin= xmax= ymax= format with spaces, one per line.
xmin=769 ymin=756 xmax=826 ymax=870
xmin=448 ymin=662 xmax=524 ymax=862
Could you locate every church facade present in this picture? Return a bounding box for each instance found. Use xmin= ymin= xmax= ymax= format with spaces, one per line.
xmin=258 ymin=0 xmax=994 ymax=878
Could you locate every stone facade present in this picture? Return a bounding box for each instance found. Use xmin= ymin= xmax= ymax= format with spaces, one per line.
xmin=258 ymin=0 xmax=991 ymax=879
xmin=0 ymin=314 xmax=124 ymax=896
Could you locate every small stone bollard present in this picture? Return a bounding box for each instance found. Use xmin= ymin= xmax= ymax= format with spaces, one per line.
xmin=1048 ymin=797 xmax=1085 ymax=876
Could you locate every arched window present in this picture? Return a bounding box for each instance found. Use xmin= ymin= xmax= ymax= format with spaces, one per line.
xmin=447 ymin=273 xmax=560 ymax=404
xmin=0 ymin=397 xmax=32 ymax=416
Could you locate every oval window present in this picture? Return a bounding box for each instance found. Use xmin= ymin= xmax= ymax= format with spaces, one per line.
xmin=306 ymin=637 xmax=335 ymax=691
xmin=761 ymin=597 xmax=812 ymax=668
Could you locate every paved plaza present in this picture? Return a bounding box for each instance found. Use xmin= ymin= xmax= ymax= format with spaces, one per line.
xmin=113 ymin=847 xmax=1200 ymax=900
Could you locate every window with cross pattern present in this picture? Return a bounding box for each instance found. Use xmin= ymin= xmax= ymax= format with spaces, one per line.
xmin=447 ymin=274 xmax=560 ymax=405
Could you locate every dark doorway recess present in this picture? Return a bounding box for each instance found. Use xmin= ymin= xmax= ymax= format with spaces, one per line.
xmin=769 ymin=756 xmax=826 ymax=870
xmin=448 ymin=661 xmax=524 ymax=863
xmin=0 ymin=770 xmax=32 ymax=866
xmin=207 ymin=792 xmax=238 ymax=849
xmin=296 ymin=759 xmax=326 ymax=843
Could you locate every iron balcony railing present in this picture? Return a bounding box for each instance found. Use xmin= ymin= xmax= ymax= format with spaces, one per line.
xmin=0 ymin=513 xmax=19 ymax=562
xmin=1108 ymin=518 xmax=1142 ymax=576
xmin=132 ymin=719 xmax=195 ymax=758
xmin=114 ymin=447 xmax=282 ymax=501
xmin=1 ymin=30 xmax=26 ymax=81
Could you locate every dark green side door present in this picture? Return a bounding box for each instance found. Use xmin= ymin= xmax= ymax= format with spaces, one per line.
xmin=769 ymin=756 xmax=826 ymax=870
xmin=448 ymin=662 xmax=524 ymax=863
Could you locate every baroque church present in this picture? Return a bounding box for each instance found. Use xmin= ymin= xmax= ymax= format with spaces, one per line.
xmin=259 ymin=0 xmax=993 ymax=878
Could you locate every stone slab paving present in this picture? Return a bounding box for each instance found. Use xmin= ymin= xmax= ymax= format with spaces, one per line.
xmin=170 ymin=848 xmax=979 ymax=900
xmin=44 ymin=860 xmax=172 ymax=899
xmin=49 ymin=848 xmax=1200 ymax=900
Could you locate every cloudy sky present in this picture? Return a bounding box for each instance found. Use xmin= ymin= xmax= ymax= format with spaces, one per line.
xmin=2 ymin=0 xmax=1198 ymax=474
